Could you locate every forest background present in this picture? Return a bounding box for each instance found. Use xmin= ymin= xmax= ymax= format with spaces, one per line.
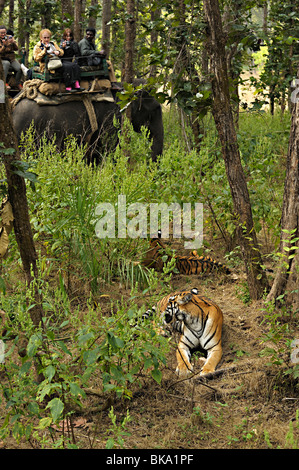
xmin=0 ymin=0 xmax=298 ymax=450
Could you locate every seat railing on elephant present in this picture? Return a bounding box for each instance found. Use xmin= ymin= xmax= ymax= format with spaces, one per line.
xmin=31 ymin=55 xmax=110 ymax=83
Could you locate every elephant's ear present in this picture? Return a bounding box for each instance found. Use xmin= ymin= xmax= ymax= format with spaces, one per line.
xmin=136 ymin=90 xmax=161 ymax=112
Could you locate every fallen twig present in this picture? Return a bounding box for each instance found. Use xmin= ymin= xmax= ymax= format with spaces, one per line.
xmin=194 ymin=365 xmax=238 ymax=381
xmin=167 ymin=371 xmax=219 ymax=393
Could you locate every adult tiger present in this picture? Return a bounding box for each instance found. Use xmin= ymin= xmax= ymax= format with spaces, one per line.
xmin=142 ymin=232 xmax=230 ymax=275
xmin=143 ymin=287 xmax=223 ymax=377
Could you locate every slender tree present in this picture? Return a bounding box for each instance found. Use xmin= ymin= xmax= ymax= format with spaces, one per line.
xmin=0 ymin=0 xmax=6 ymax=16
xmin=73 ymin=0 xmax=83 ymax=42
xmin=102 ymin=0 xmax=111 ymax=57
xmin=203 ymin=0 xmax=269 ymax=300
xmin=61 ymin=0 xmax=74 ymax=26
xmin=149 ymin=4 xmax=160 ymax=78
xmin=123 ymin=0 xmax=135 ymax=84
xmin=0 ymin=61 xmax=43 ymax=326
xmin=8 ymin=0 xmax=15 ymax=30
xmin=267 ymin=66 xmax=299 ymax=304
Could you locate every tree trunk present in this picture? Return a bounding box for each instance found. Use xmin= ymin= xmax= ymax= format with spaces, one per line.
xmin=171 ymin=0 xmax=203 ymax=150
xmin=0 ymin=61 xmax=42 ymax=327
xmin=124 ymin=0 xmax=135 ymax=85
xmin=73 ymin=0 xmax=83 ymax=43
xmin=102 ymin=0 xmax=111 ymax=57
xmin=123 ymin=0 xmax=136 ymax=123
xmin=0 ymin=0 xmax=6 ymax=16
xmin=149 ymin=7 xmax=160 ymax=77
xmin=61 ymin=0 xmax=74 ymax=25
xmin=203 ymin=0 xmax=268 ymax=300
xmin=9 ymin=0 xmax=15 ymax=30
xmin=41 ymin=3 xmax=52 ymax=29
xmin=17 ymin=0 xmax=31 ymax=66
xmin=267 ymin=65 xmax=299 ymax=304
xmin=263 ymin=1 xmax=268 ymax=35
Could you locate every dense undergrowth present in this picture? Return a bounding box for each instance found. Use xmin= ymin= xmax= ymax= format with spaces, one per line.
xmin=0 ymin=107 xmax=298 ymax=449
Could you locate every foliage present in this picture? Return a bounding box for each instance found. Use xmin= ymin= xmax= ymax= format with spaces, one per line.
xmin=0 ymin=270 xmax=169 ymax=447
xmin=105 ymin=406 xmax=132 ymax=449
xmin=0 ymin=0 xmax=298 ymax=450
xmin=259 ymin=288 xmax=299 ymax=383
xmin=0 ymin=103 xmax=296 ymax=448
xmin=251 ymin=1 xmax=299 ymax=112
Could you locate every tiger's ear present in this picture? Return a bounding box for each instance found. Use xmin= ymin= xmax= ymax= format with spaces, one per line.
xmin=178 ymin=292 xmax=192 ymax=305
xmin=191 ymin=288 xmax=198 ymax=295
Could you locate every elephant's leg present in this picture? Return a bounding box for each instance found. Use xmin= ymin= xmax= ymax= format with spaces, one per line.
xmin=148 ymin=107 xmax=164 ymax=161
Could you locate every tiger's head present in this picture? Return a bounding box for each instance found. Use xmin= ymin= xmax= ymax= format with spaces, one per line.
xmin=163 ymin=287 xmax=199 ymax=324
xmin=142 ymin=230 xmax=166 ymax=271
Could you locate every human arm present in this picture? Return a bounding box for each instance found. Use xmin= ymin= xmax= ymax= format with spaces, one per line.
xmin=78 ymin=38 xmax=96 ymax=57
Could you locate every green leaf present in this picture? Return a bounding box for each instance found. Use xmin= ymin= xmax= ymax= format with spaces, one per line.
xmin=144 ymin=357 xmax=152 ymax=370
xmin=19 ymin=360 xmax=32 ymax=377
xmin=44 ymin=365 xmax=56 ymax=382
xmin=77 ymin=331 xmax=94 ymax=346
xmin=107 ymin=331 xmax=124 ymax=350
xmin=37 ymin=382 xmax=61 ymax=402
xmin=0 ymin=146 xmax=15 ymax=155
xmin=46 ymin=397 xmax=64 ymax=422
xmin=27 ymin=333 xmax=43 ymax=357
xmin=69 ymin=382 xmax=85 ymax=398
xmin=57 ymin=340 xmax=72 ymax=356
xmin=27 ymin=401 xmax=40 ymax=416
xmin=36 ymin=417 xmax=52 ymax=430
xmin=151 ymin=368 xmax=162 ymax=384
xmin=83 ymin=348 xmax=100 ymax=365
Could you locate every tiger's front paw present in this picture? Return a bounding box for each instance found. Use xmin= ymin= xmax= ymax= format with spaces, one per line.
xmin=176 ymin=365 xmax=193 ymax=377
xmin=199 ymin=366 xmax=215 ymax=376
xmin=197 ymin=357 xmax=207 ymax=368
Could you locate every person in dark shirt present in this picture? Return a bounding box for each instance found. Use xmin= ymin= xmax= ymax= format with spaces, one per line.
xmin=0 ymin=25 xmax=22 ymax=89
xmin=78 ymin=27 xmax=121 ymax=90
xmin=60 ymin=28 xmax=80 ymax=61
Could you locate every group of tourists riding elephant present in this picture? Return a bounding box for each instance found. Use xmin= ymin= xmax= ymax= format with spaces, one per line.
xmin=2 ymin=23 xmax=163 ymax=161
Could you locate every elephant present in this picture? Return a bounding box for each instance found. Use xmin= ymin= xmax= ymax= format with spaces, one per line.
xmin=12 ymin=87 xmax=164 ymax=163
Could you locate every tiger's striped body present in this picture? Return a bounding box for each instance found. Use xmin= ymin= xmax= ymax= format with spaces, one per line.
xmin=142 ymin=235 xmax=230 ymax=275
xmin=144 ymin=288 xmax=223 ymax=377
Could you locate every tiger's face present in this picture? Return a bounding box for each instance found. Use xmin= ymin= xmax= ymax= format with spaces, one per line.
xmin=162 ymin=288 xmax=199 ymax=325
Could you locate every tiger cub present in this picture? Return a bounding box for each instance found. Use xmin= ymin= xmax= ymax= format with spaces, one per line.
xmin=142 ymin=233 xmax=230 ymax=275
xmin=143 ymin=288 xmax=223 ymax=377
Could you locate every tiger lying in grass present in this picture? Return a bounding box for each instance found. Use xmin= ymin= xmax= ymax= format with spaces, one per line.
xmin=142 ymin=233 xmax=230 ymax=275
xmin=143 ymin=287 xmax=223 ymax=377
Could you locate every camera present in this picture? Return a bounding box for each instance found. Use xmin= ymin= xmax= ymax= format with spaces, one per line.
xmin=41 ymin=43 xmax=50 ymax=51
